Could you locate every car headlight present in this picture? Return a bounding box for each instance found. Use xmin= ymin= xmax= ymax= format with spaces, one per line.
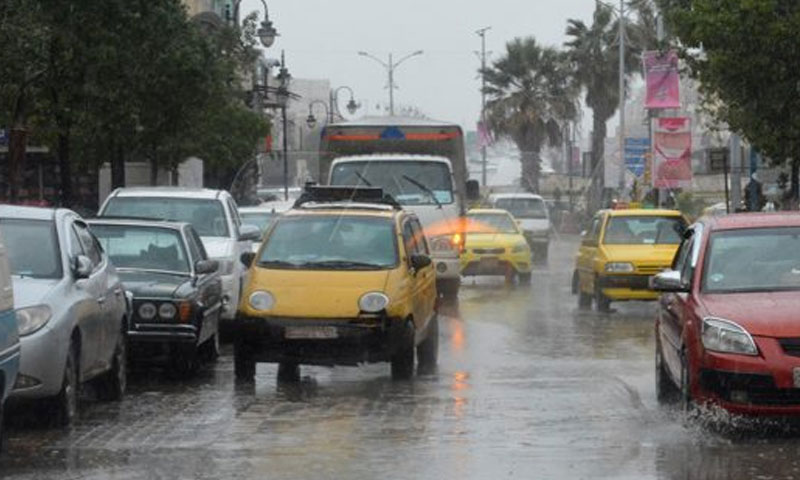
xmin=249 ymin=291 xmax=275 ymax=312
xmin=158 ymin=303 xmax=177 ymax=320
xmin=702 ymin=317 xmax=758 ymax=356
xmin=430 ymin=235 xmax=458 ymax=253
xmin=138 ymin=302 xmax=157 ymax=320
xmin=605 ymin=262 xmax=635 ymax=273
xmin=512 ymin=243 xmax=529 ymax=254
xmin=16 ymin=305 xmax=52 ymax=336
xmin=359 ymin=292 xmax=389 ymax=313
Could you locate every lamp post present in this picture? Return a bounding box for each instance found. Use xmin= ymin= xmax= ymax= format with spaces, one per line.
xmin=330 ymin=86 xmax=359 ymax=122
xmin=357 ymin=50 xmax=423 ymax=116
xmin=230 ymin=0 xmax=278 ymax=47
xmin=476 ymin=27 xmax=491 ymax=188
xmin=275 ymin=51 xmax=292 ymax=201
xmin=306 ymin=100 xmax=330 ymax=130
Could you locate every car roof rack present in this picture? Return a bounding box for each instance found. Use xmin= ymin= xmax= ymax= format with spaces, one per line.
xmin=293 ymin=186 xmax=402 ymax=210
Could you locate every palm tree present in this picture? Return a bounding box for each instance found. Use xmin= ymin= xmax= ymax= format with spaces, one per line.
xmin=565 ymin=3 xmax=649 ymax=208
xmin=483 ymin=37 xmax=579 ymax=193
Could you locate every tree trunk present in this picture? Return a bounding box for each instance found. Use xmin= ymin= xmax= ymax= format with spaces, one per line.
xmin=791 ymin=157 xmax=799 ymax=209
xmin=58 ymin=132 xmax=72 ymax=208
xmin=519 ymin=148 xmax=540 ymax=193
xmin=7 ymin=127 xmax=28 ymax=203
xmin=589 ymin=113 xmax=609 ymax=212
xmin=110 ymin=142 xmax=126 ymax=190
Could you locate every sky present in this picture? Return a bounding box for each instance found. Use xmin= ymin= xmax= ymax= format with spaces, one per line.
xmin=242 ymin=0 xmax=597 ymax=133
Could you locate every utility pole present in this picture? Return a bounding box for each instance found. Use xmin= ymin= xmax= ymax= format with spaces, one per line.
xmin=358 ymin=51 xmax=423 ymax=117
xmin=477 ymin=27 xmax=491 ymax=188
xmin=388 ymin=53 xmax=395 ymax=116
xmin=618 ymin=0 xmax=626 ymax=199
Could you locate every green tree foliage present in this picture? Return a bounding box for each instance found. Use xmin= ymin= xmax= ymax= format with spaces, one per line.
xmin=0 ymin=0 xmax=268 ymax=207
xmin=658 ymin=0 xmax=800 ymax=201
xmin=482 ymin=37 xmax=579 ymax=193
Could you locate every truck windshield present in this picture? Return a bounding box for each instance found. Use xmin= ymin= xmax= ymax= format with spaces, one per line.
xmin=330 ymin=160 xmax=453 ymax=206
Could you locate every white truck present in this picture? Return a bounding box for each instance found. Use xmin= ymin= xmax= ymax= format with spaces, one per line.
xmin=319 ymin=117 xmax=478 ymax=299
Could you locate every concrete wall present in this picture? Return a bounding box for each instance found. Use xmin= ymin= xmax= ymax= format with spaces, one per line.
xmin=98 ymin=158 xmax=204 ymax=206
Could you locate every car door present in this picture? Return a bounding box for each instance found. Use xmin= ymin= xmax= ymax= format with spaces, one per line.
xmin=401 ymin=219 xmax=429 ymax=334
xmin=226 ymin=197 xmax=249 ymax=301
xmin=577 ymin=213 xmax=603 ymax=293
xmin=410 ymin=218 xmax=436 ymax=324
xmin=67 ymin=220 xmax=106 ymax=378
xmin=659 ymin=226 xmax=699 ymax=381
xmin=186 ymin=227 xmax=222 ymax=344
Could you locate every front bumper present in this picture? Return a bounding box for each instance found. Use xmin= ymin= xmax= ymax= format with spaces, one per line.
xmin=10 ymin=326 xmax=67 ymax=399
xmin=597 ymin=275 xmax=659 ymax=301
xmin=693 ymin=339 xmax=800 ymax=415
xmin=128 ymin=324 xmax=198 ymax=345
xmin=431 ymin=253 xmax=461 ymax=280
xmin=461 ymin=251 xmax=532 ymax=276
xmin=233 ymin=315 xmax=408 ymax=366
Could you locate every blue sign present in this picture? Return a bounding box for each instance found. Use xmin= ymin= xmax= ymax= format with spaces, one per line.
xmin=625 ymin=138 xmax=650 ymax=178
xmin=380 ymin=127 xmax=405 ymax=140
xmin=0 ymin=129 xmax=7 ymax=147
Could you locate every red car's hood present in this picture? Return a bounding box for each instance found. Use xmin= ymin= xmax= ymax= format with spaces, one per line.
xmin=700 ymin=292 xmax=800 ymax=337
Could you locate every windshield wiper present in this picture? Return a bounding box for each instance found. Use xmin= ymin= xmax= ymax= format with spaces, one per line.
xmin=117 ymin=268 xmax=190 ymax=277
xmin=303 ymin=260 xmax=384 ymax=270
xmin=355 ymin=171 xmax=373 ymax=187
xmin=257 ymin=260 xmax=303 ymax=269
xmin=401 ymin=175 xmax=443 ymax=209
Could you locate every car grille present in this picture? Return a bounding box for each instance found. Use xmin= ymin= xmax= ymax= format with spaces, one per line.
xmin=473 ymin=248 xmax=505 ymax=255
xmin=779 ymin=338 xmax=800 ymax=357
xmin=636 ymin=264 xmax=667 ymax=275
xmin=700 ymin=369 xmax=800 ymax=406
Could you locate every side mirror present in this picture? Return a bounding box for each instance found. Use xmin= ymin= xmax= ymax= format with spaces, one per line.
xmin=650 ymin=270 xmax=688 ymax=292
xmin=465 ymin=179 xmax=480 ymax=201
xmin=240 ymin=251 xmax=256 ymax=268
xmin=195 ymin=259 xmax=219 ymax=275
xmin=410 ymin=254 xmax=432 ymax=271
xmin=239 ymin=224 xmax=261 ymax=242
xmin=72 ymin=255 xmax=93 ymax=279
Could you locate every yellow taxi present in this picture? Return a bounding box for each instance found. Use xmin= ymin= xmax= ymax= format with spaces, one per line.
xmin=572 ymin=208 xmax=687 ymax=311
xmin=233 ymin=186 xmax=438 ymax=382
xmin=460 ymin=209 xmax=533 ymax=284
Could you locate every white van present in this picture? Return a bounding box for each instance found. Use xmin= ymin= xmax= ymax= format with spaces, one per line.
xmin=489 ymin=193 xmax=552 ymax=262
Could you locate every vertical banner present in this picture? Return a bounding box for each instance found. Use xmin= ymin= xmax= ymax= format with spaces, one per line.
xmin=625 ymin=138 xmax=650 ymax=178
xmin=477 ymin=121 xmax=493 ymax=149
xmin=643 ymin=50 xmax=681 ymax=109
xmin=653 ymin=117 xmax=692 ymax=188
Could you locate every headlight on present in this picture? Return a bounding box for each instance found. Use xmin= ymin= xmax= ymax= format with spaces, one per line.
xmin=430 ymin=235 xmax=457 ymax=253
xmin=702 ymin=317 xmax=758 ymax=356
xmin=16 ymin=305 xmax=52 ymax=336
xmin=512 ymin=243 xmax=529 ymax=254
xmin=359 ymin=292 xmax=389 ymax=313
xmin=605 ymin=262 xmax=635 ymax=273
xmin=138 ymin=302 xmax=157 ymax=320
xmin=249 ymin=291 xmax=275 ymax=312
xmin=158 ymin=303 xmax=177 ymax=320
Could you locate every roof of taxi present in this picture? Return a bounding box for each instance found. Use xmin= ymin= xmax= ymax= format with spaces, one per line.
xmin=605 ymin=208 xmax=683 ymax=218
xmin=702 ymin=212 xmax=800 ymax=231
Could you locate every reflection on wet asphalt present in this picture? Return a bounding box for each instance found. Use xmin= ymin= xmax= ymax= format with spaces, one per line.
xmin=4 ymin=237 xmax=800 ymax=479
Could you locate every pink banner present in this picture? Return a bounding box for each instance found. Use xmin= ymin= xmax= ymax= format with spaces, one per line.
xmin=644 ymin=50 xmax=680 ymax=109
xmin=653 ymin=117 xmax=692 ymax=189
xmin=477 ymin=121 xmax=493 ymax=148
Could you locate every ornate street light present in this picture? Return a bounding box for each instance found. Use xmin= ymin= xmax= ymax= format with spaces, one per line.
xmin=256 ymin=0 xmax=278 ymax=47
xmin=306 ymin=100 xmax=331 ymax=129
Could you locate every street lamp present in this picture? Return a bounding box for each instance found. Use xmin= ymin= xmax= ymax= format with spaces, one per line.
xmin=275 ymin=51 xmax=292 ymax=201
xmin=306 ymin=100 xmax=330 ymax=130
xmin=357 ymin=50 xmax=423 ymax=116
xmin=331 ymin=86 xmax=359 ymax=121
xmin=231 ymin=0 xmax=278 ymax=47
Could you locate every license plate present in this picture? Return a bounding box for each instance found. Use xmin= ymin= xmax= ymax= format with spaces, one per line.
xmin=793 ymin=368 xmax=800 ymax=388
xmin=285 ymin=326 xmax=338 ymax=340
xmin=480 ymin=257 xmax=500 ymax=268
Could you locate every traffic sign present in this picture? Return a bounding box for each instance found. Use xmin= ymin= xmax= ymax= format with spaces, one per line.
xmin=708 ymin=148 xmax=728 ymax=173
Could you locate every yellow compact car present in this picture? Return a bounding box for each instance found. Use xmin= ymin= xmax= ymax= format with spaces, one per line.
xmin=461 ymin=209 xmax=533 ymax=284
xmin=573 ymin=208 xmax=687 ymax=311
xmin=233 ymin=186 xmax=438 ymax=382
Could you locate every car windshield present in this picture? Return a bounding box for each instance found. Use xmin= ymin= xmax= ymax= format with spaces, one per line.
xmin=703 ymin=228 xmax=800 ymax=293
xmin=330 ymin=160 xmax=453 ymax=206
xmin=91 ymin=224 xmax=190 ymax=274
xmin=0 ymin=219 xmax=62 ymax=279
xmin=603 ymin=216 xmax=685 ymax=245
xmin=259 ymin=215 xmax=397 ymax=270
xmin=466 ymin=213 xmax=518 ymax=234
xmin=103 ymin=197 xmax=229 ymax=238
xmin=240 ymin=212 xmax=277 ymax=235
xmin=494 ymin=198 xmax=548 ymax=219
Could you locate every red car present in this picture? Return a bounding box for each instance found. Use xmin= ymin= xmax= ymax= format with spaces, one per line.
xmin=653 ymin=213 xmax=800 ymax=415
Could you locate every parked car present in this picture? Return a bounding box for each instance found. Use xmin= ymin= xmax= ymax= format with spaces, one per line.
xmin=98 ymin=188 xmax=260 ymax=322
xmin=572 ymin=208 xmax=687 ymax=312
xmin=460 ymin=209 xmax=532 ymax=284
xmin=1 ymin=206 xmax=128 ymax=425
xmin=0 ymin=230 xmax=20 ymax=450
xmin=234 ymin=186 xmax=438 ymax=382
xmin=238 ymin=200 xmax=294 ymax=252
xmin=653 ymin=213 xmax=800 ymax=415
xmin=88 ymin=219 xmax=222 ymax=374
xmin=489 ymin=193 xmax=551 ymax=262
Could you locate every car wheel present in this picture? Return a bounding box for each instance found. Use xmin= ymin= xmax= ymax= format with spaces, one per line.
xmin=680 ymin=353 xmax=694 ymax=413
xmin=594 ymin=280 xmax=611 ymax=313
xmin=655 ymin=341 xmax=678 ymax=405
xmin=96 ymin=328 xmax=127 ymax=401
xmin=417 ymin=316 xmax=439 ymax=374
xmin=391 ymin=321 xmax=415 ymax=380
xmin=439 ymin=279 xmax=460 ymax=301
xmin=200 ymin=333 xmax=220 ymax=363
xmin=53 ymin=341 xmax=79 ymax=426
xmin=233 ymin=340 xmax=256 ymax=382
xmin=519 ymin=273 xmax=532 ymax=285
xmin=277 ymin=363 xmax=300 ymax=383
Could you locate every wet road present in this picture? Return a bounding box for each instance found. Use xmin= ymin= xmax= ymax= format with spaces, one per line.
xmin=4 ymin=237 xmax=800 ymax=479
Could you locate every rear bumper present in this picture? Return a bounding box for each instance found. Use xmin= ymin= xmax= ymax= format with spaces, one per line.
xmin=233 ymin=315 xmax=409 ymax=366
xmin=431 ymin=254 xmax=461 ymax=280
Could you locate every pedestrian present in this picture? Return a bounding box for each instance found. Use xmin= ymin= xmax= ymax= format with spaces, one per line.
xmin=744 ymin=173 xmax=766 ymax=212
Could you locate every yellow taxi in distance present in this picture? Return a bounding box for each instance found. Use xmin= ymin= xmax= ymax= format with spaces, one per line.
xmin=461 ymin=209 xmax=533 ymax=284
xmin=573 ymin=208 xmax=687 ymax=312
xmin=233 ymin=186 xmax=438 ymax=382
